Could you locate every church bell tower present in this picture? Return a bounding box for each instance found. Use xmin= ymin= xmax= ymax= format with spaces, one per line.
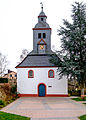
xmin=32 ymin=3 xmax=52 ymax=54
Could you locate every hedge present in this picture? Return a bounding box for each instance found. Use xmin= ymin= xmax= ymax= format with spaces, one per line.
xmin=0 ymin=78 xmax=8 ymax=83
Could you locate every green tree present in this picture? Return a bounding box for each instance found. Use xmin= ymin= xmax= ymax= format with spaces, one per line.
xmin=50 ymin=2 xmax=86 ymax=95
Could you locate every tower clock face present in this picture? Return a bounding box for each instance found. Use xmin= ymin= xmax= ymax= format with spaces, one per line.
xmin=40 ymin=45 xmax=44 ymax=50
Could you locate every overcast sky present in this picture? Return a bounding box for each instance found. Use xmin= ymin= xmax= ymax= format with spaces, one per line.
xmin=0 ymin=0 xmax=85 ymax=71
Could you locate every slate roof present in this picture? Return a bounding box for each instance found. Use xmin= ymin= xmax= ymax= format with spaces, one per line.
xmin=16 ymin=54 xmax=58 ymax=68
xmin=39 ymin=11 xmax=46 ymax=16
xmin=35 ymin=22 xmax=50 ymax=28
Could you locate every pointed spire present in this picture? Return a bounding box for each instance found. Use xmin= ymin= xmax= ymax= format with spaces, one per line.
xmin=38 ymin=2 xmax=47 ymax=18
xmin=40 ymin=2 xmax=43 ymax=12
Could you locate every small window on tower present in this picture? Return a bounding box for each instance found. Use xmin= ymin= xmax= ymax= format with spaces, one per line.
xmin=43 ymin=33 xmax=46 ymax=38
xmin=38 ymin=33 xmax=41 ymax=39
xmin=41 ymin=18 xmax=43 ymax=21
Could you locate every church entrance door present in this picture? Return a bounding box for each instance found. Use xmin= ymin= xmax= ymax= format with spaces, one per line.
xmin=38 ymin=83 xmax=46 ymax=97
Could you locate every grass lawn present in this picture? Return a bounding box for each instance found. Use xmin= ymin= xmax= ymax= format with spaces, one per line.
xmin=72 ymin=97 xmax=86 ymax=101
xmin=83 ymin=103 xmax=86 ymax=105
xmin=0 ymin=111 xmax=30 ymax=120
xmin=79 ymin=114 xmax=86 ymax=120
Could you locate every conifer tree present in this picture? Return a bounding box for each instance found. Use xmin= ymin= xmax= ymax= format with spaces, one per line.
xmin=51 ymin=2 xmax=86 ymax=94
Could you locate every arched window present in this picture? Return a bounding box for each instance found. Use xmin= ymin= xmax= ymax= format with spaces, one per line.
xmin=38 ymin=33 xmax=41 ymax=39
xmin=43 ymin=33 xmax=46 ymax=38
xmin=48 ymin=69 xmax=54 ymax=78
xmin=28 ymin=70 xmax=34 ymax=78
xmin=41 ymin=18 xmax=43 ymax=21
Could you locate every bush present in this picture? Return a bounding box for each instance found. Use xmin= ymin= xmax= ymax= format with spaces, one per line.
xmin=68 ymin=90 xmax=81 ymax=96
xmin=2 ymin=83 xmax=11 ymax=95
xmin=0 ymin=100 xmax=5 ymax=105
xmin=68 ymin=90 xmax=72 ymax=96
xmin=11 ymin=85 xmax=17 ymax=95
xmin=0 ymin=78 xmax=8 ymax=83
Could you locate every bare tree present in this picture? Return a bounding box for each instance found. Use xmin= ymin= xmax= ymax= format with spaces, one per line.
xmin=20 ymin=49 xmax=29 ymax=62
xmin=0 ymin=53 xmax=8 ymax=77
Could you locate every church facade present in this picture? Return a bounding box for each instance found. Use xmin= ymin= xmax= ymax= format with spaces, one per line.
xmin=16 ymin=5 xmax=68 ymax=97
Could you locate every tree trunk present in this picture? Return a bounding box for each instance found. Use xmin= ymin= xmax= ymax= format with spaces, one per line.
xmin=81 ymin=88 xmax=84 ymax=95
xmin=81 ymin=83 xmax=85 ymax=95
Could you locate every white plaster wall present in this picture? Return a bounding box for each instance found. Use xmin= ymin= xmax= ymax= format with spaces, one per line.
xmin=17 ymin=67 xmax=68 ymax=95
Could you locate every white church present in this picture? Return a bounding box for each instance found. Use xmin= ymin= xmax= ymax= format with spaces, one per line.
xmin=16 ymin=4 xmax=68 ymax=97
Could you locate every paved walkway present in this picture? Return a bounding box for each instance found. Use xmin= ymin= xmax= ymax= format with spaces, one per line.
xmin=1 ymin=97 xmax=86 ymax=120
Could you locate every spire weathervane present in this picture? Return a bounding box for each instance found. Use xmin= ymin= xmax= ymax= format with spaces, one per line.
xmin=40 ymin=2 xmax=43 ymax=12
